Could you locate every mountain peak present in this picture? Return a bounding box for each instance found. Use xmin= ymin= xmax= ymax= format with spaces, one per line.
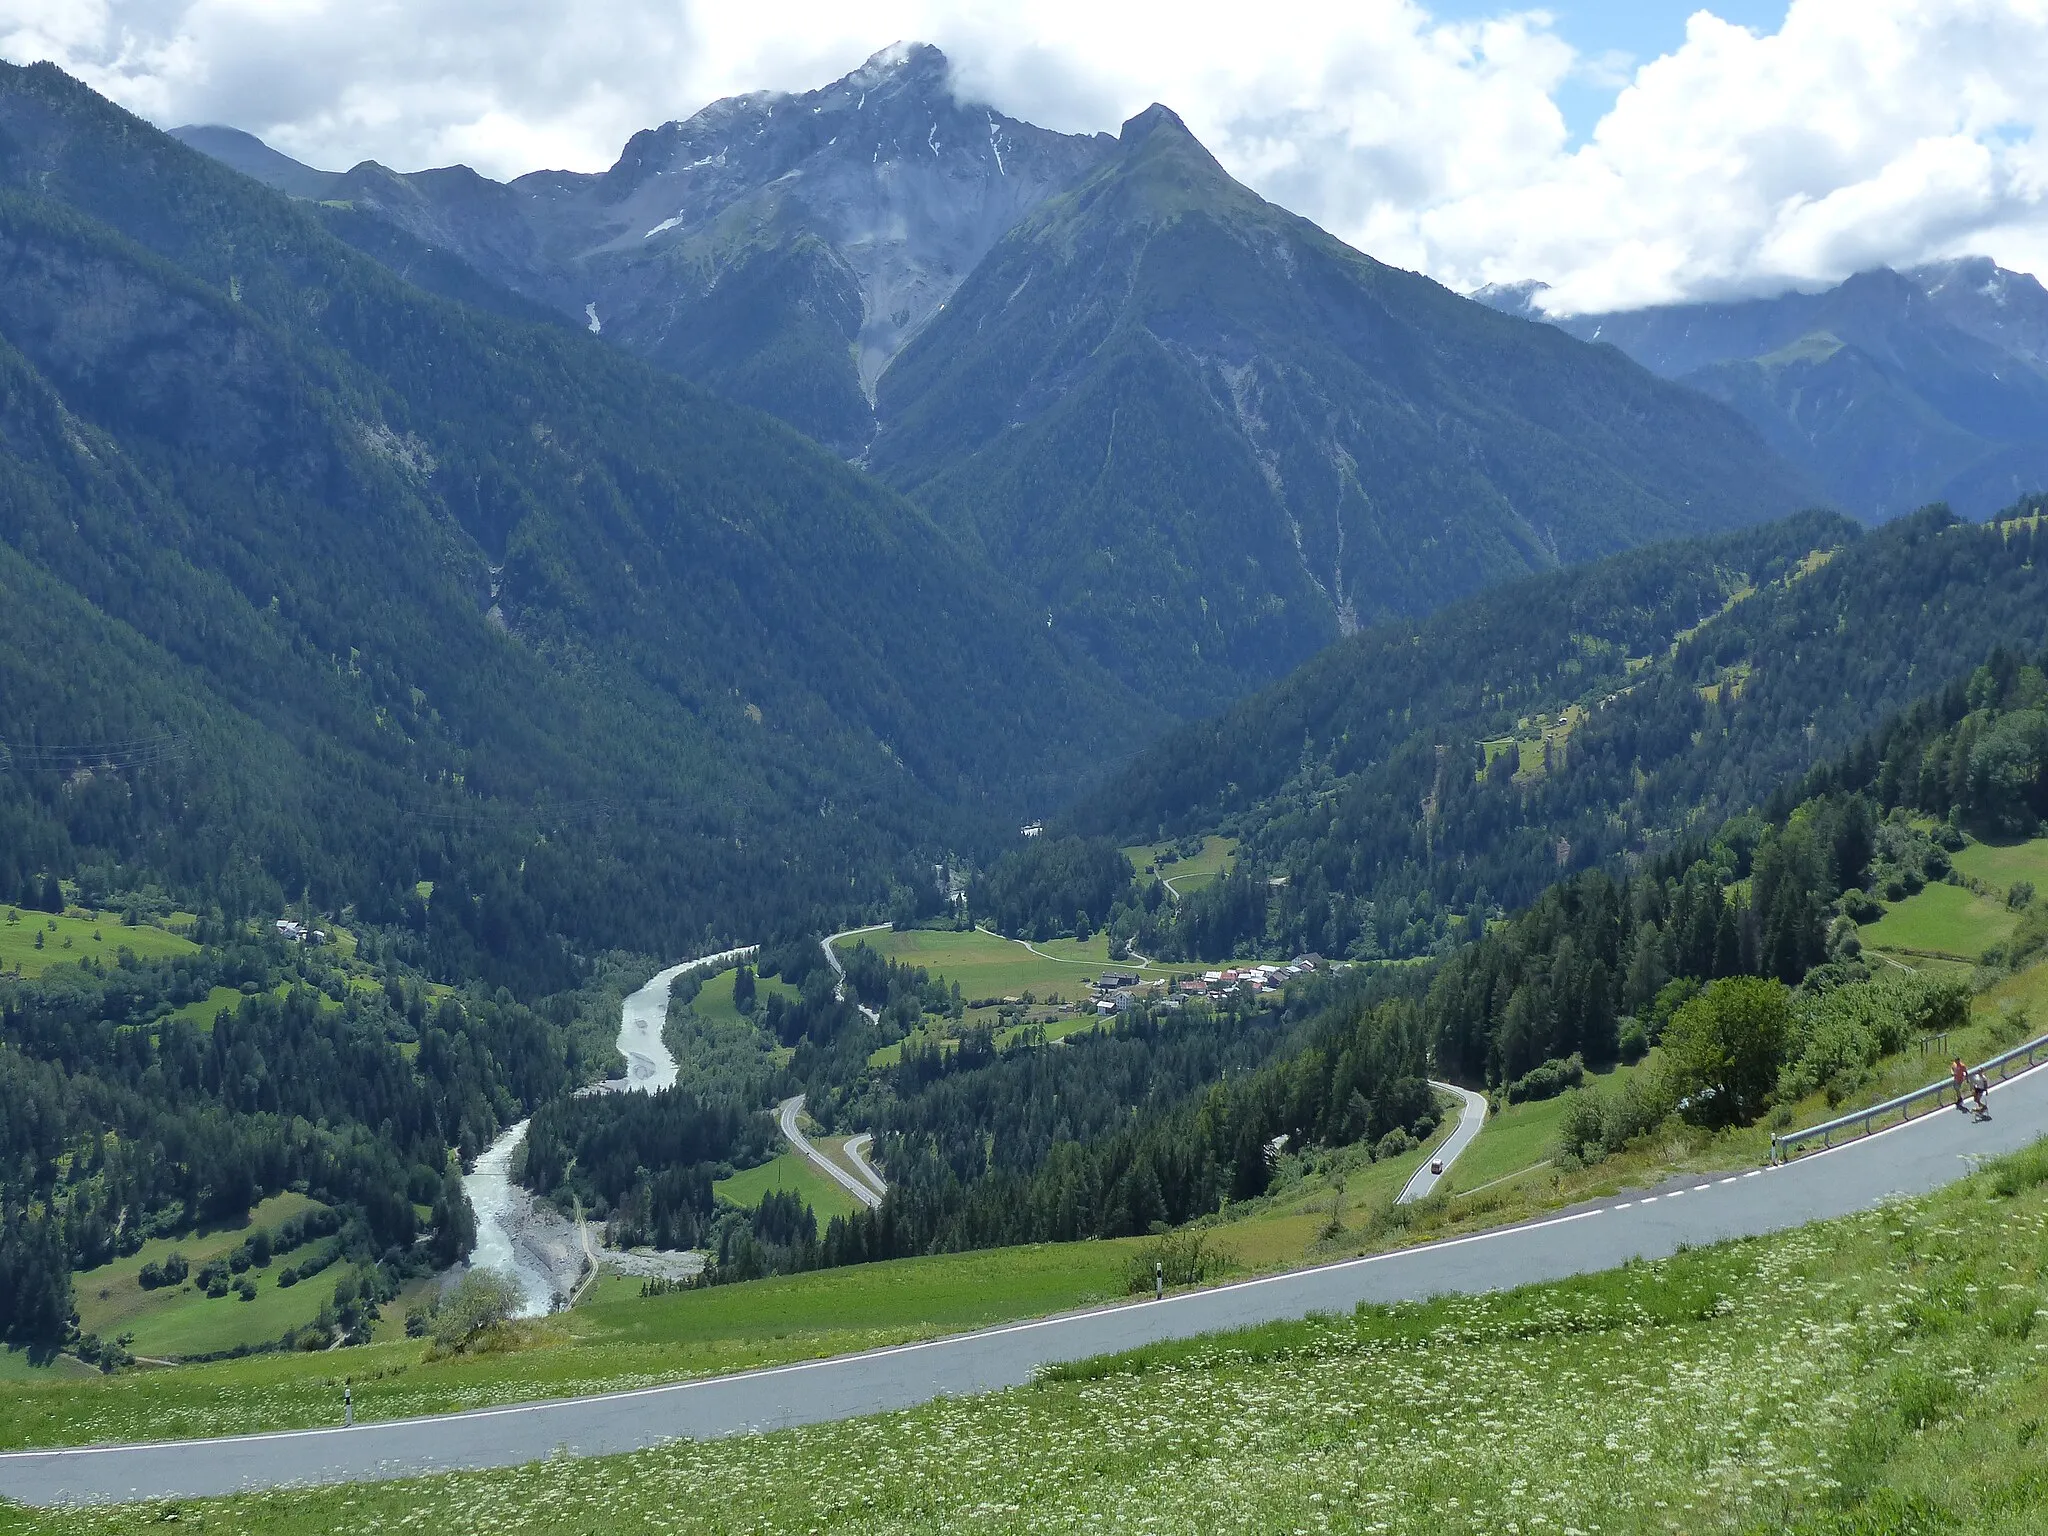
xmin=853 ymin=41 xmax=949 ymax=85
xmin=1108 ymin=101 xmax=1232 ymax=201
xmin=1120 ymin=103 xmax=1194 ymax=147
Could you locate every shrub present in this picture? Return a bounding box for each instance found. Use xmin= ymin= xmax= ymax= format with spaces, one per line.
xmin=2010 ymin=881 xmax=2036 ymax=910
xmin=1505 ymin=1053 xmax=1585 ymax=1105
xmin=430 ymin=1270 xmax=520 ymax=1352
xmin=1616 ymin=1016 xmax=1649 ymax=1064
xmin=1553 ymin=1072 xmax=1676 ymax=1165
xmin=137 ymin=1251 xmax=188 ymax=1290
xmin=1779 ymin=972 xmax=1969 ymax=1104
xmin=1374 ymin=1127 xmax=1416 ymax=1161
xmin=1124 ymin=1231 xmax=1222 ymax=1295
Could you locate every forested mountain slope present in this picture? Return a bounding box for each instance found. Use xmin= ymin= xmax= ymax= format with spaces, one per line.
xmin=0 ymin=61 xmax=1153 ymax=988
xmin=866 ymin=105 xmax=1821 ymax=712
xmin=1068 ymin=502 xmax=2048 ymax=961
xmin=1479 ymin=263 xmax=2048 ymax=520
xmin=175 ymin=46 xmax=1112 ymax=456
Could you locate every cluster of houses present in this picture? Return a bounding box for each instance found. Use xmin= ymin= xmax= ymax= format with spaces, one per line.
xmin=1088 ymin=956 xmax=1323 ymax=1015
xmin=274 ymin=918 xmax=329 ymax=945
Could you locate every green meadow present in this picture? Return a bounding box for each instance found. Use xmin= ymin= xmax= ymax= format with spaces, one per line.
xmin=1857 ymin=880 xmax=2017 ymax=959
xmin=841 ymin=927 xmax=1178 ymax=1007
xmin=1123 ymin=834 xmax=1237 ymax=898
xmin=713 ymin=1150 xmax=861 ymax=1221
xmin=1951 ymin=834 xmax=2048 ymax=899
xmin=0 ymin=907 xmax=196 ymax=977
xmin=71 ymin=1193 xmax=336 ymax=1360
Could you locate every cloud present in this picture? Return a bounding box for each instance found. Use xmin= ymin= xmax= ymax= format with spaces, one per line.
xmin=5 ymin=0 xmax=2048 ymax=312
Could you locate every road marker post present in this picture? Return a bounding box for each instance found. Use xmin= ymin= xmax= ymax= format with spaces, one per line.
xmin=1155 ymin=1260 xmax=1163 ymax=1301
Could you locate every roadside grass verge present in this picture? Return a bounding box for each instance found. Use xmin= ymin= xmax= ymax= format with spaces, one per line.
xmin=37 ymin=1141 xmax=2048 ymax=1534
xmin=0 ymin=1243 xmax=1144 ymax=1452
xmin=1441 ymin=1077 xmax=1610 ymax=1194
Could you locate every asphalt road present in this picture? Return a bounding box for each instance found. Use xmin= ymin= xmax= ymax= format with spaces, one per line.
xmin=9 ymin=1062 xmax=2047 ymax=1508
xmin=1397 ymin=1080 xmax=1490 ymax=1204
xmin=842 ymin=1132 xmax=887 ymax=1197
xmin=777 ymin=1094 xmax=884 ymax=1210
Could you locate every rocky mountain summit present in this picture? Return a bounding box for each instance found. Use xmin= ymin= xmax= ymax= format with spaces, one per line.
xmin=177 ymin=44 xmax=1110 ymax=454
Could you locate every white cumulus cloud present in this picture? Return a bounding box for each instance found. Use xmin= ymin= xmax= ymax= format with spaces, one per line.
xmin=4 ymin=0 xmax=2047 ymax=312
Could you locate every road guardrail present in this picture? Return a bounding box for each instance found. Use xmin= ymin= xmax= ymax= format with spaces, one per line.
xmin=1771 ymin=1030 xmax=2048 ymax=1163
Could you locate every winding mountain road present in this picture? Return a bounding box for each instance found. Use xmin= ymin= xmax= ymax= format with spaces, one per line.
xmin=843 ymin=1133 xmax=887 ymax=1197
xmin=776 ymin=1095 xmax=883 ymax=1211
xmin=1397 ymin=1080 xmax=1490 ymax=1204
xmin=9 ymin=1060 xmax=2047 ymax=1507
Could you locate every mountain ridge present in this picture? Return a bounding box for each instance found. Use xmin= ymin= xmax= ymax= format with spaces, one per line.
xmin=177 ymin=43 xmax=1112 ymax=455
xmin=1478 ymin=262 xmax=2048 ymax=519
xmin=866 ymin=102 xmax=1821 ymax=711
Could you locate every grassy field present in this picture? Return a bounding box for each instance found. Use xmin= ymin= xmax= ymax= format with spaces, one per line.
xmin=841 ymin=927 xmax=1179 ymax=1008
xmin=164 ymin=984 xmax=249 ymax=1028
xmin=36 ymin=1144 xmax=2048 ymax=1534
xmin=714 ymin=1151 xmax=861 ymax=1221
xmin=1856 ymin=879 xmax=2017 ymax=959
xmin=689 ymin=964 xmax=797 ymax=1028
xmin=1439 ymin=1074 xmax=1629 ymax=1195
xmin=0 ymin=907 xmax=197 ymax=977
xmin=1124 ymin=834 xmax=1237 ymax=898
xmin=1951 ymin=834 xmax=2048 ymax=899
xmin=0 ymin=983 xmax=2038 ymax=1457
xmin=72 ymin=1193 xmax=335 ymax=1359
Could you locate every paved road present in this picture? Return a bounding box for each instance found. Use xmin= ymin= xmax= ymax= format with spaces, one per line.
xmin=842 ymin=1132 xmax=887 ymax=1197
xmin=10 ymin=1063 xmax=2047 ymax=1507
xmin=777 ymin=1095 xmax=883 ymax=1210
xmin=1398 ymin=1080 xmax=1490 ymax=1204
xmin=820 ymin=926 xmax=887 ymax=1007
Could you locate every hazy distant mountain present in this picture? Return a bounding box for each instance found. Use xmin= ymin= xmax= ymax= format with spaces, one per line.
xmin=177 ymin=45 xmax=1109 ymax=455
xmin=866 ymin=106 xmax=1819 ymax=711
xmin=1480 ymin=264 xmax=2048 ymax=519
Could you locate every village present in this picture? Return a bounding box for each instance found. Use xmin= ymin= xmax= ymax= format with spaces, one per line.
xmin=1085 ymin=954 xmax=1325 ymax=1016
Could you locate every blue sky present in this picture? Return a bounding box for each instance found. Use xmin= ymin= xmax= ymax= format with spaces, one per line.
xmin=1430 ymin=0 xmax=1794 ymax=139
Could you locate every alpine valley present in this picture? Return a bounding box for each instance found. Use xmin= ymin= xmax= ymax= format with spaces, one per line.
xmin=8 ymin=43 xmax=2048 ymax=1536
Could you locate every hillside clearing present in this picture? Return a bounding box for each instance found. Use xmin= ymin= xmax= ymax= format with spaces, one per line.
xmin=0 ymin=908 xmax=196 ymax=977
xmin=713 ymin=1152 xmax=861 ymax=1222
xmin=1857 ymin=880 xmax=2017 ymax=960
